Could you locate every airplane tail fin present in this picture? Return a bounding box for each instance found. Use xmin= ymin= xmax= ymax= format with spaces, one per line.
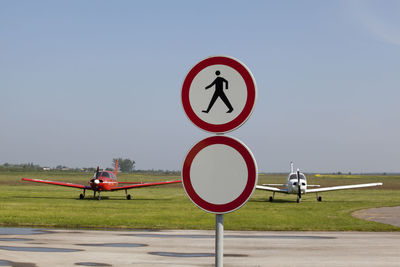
xmin=290 ymin=161 xmax=294 ymax=173
xmin=114 ymin=159 xmax=118 ymax=177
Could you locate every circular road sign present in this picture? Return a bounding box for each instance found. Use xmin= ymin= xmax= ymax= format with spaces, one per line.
xmin=182 ymin=56 xmax=257 ymax=134
xmin=182 ymin=135 xmax=258 ymax=214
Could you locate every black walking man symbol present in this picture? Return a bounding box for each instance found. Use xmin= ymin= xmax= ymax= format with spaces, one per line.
xmin=202 ymin=71 xmax=234 ymax=113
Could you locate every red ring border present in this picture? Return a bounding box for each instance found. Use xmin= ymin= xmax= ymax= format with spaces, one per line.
xmin=182 ymin=56 xmax=257 ymax=133
xmin=182 ymin=135 xmax=258 ymax=214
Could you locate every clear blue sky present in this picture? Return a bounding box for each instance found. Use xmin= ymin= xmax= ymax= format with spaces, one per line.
xmin=1 ymin=1 xmax=399 ymax=172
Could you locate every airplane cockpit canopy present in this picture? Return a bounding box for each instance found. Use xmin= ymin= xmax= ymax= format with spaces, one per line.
xmin=101 ymin=172 xmax=110 ymax=178
xmin=289 ymin=173 xmax=306 ymax=180
xmin=93 ymin=171 xmax=116 ymax=180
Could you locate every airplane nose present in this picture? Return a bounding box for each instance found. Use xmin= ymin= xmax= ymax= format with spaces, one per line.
xmin=94 ymin=179 xmax=100 ymax=185
xmin=292 ymin=184 xmax=306 ymax=192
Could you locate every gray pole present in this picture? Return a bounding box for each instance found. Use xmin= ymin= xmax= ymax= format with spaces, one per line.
xmin=215 ymin=213 xmax=224 ymax=267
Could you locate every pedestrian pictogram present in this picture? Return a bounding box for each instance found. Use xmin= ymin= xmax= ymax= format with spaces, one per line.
xmin=182 ymin=56 xmax=257 ymax=133
xmin=202 ymin=70 xmax=233 ymax=114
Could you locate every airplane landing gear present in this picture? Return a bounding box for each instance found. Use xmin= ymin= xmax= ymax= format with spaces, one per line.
xmin=317 ymin=196 xmax=322 ymax=202
xmin=297 ymin=196 xmax=301 ymax=203
xmin=269 ymin=192 xmax=275 ymax=202
xmin=93 ymin=191 xmax=101 ymax=200
xmin=125 ymin=189 xmax=131 ymax=200
xmin=79 ymin=189 xmax=86 ymax=199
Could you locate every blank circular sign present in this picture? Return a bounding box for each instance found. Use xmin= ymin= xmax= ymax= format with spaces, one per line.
xmin=182 ymin=135 xmax=258 ymax=214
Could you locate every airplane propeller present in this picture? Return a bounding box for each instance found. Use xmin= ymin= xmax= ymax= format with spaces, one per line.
xmin=296 ymin=169 xmax=301 ymax=203
xmin=93 ymin=166 xmax=101 ymax=200
xmin=94 ymin=166 xmax=100 ymax=185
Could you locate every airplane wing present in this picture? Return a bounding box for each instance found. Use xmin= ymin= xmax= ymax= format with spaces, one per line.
xmin=306 ymin=182 xmax=382 ymax=193
xmin=117 ymin=182 xmax=144 ymax=184
xmin=110 ymin=180 xmax=181 ymax=191
xmin=256 ymin=185 xmax=288 ymax=193
xmin=22 ymin=178 xmax=91 ymax=189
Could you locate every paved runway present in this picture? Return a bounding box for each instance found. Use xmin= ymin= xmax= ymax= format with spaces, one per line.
xmin=353 ymin=206 xmax=400 ymax=227
xmin=1 ymin=228 xmax=400 ymax=266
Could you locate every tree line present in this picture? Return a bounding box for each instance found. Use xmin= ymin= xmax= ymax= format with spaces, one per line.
xmin=0 ymin=158 xmax=179 ymax=175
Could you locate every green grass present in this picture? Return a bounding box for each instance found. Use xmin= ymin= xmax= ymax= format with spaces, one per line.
xmin=0 ymin=171 xmax=399 ymax=231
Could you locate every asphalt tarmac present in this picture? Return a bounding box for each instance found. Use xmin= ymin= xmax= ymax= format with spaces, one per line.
xmin=0 ymin=228 xmax=399 ymax=267
xmin=353 ymin=206 xmax=400 ymax=227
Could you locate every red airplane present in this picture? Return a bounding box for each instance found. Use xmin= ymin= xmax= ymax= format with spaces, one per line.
xmin=22 ymin=161 xmax=181 ymax=200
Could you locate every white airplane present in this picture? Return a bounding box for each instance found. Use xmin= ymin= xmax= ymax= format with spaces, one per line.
xmin=256 ymin=162 xmax=383 ymax=203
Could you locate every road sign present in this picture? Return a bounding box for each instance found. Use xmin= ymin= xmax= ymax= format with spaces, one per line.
xmin=182 ymin=135 xmax=258 ymax=214
xmin=182 ymin=56 xmax=257 ymax=133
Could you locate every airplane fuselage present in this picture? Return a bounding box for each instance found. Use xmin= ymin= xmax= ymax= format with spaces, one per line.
xmin=286 ymin=172 xmax=307 ymax=194
xmin=89 ymin=171 xmax=118 ymax=191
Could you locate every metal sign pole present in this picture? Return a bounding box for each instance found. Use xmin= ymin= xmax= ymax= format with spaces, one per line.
xmin=215 ymin=213 xmax=224 ymax=267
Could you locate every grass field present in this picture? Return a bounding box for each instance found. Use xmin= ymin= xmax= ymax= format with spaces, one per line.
xmin=0 ymin=171 xmax=399 ymax=231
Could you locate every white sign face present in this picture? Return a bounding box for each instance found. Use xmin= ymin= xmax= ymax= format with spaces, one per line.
xmin=189 ymin=65 xmax=247 ymax=125
xmin=182 ymin=56 xmax=257 ymax=133
xmin=190 ymin=143 xmax=248 ymax=204
xmin=182 ymin=135 xmax=258 ymax=214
